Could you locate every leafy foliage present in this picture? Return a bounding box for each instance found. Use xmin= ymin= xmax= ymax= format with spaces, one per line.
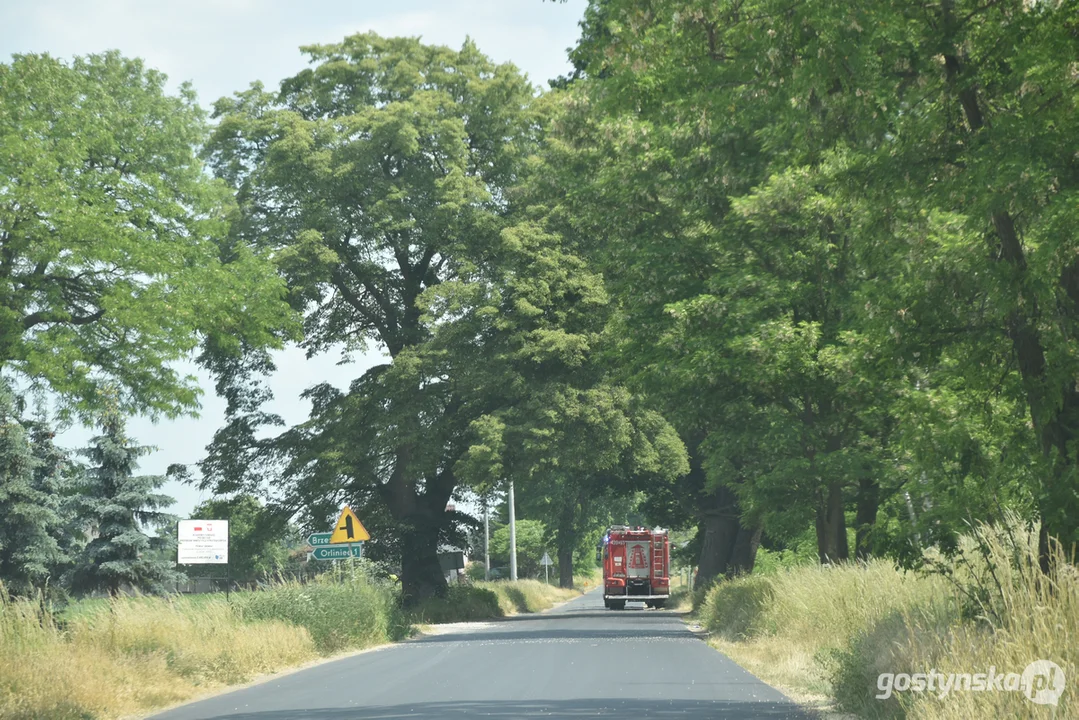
xmin=0 ymin=52 xmax=294 ymax=419
xmin=189 ymin=495 xmax=300 ymax=582
xmin=489 ymin=519 xmax=549 ymax=579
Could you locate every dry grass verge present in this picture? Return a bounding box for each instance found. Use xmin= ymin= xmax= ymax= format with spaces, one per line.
xmin=477 ymin=579 xmax=581 ymax=616
xmin=698 ymin=522 xmax=1077 ymax=719
xmin=0 ymin=568 xmax=404 ymax=720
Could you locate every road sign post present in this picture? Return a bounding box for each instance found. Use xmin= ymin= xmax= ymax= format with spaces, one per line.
xmin=305 ymin=507 xmax=372 ymax=564
xmin=540 ymin=551 xmax=553 ymax=584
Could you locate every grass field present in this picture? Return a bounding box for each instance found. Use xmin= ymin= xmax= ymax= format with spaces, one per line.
xmin=698 ymin=522 xmax=1078 ymax=719
xmin=0 ymin=566 xmax=596 ymax=720
xmin=0 ymin=567 xmax=404 ymax=720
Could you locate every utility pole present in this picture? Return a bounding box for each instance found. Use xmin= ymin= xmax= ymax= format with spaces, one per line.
xmin=484 ymin=494 xmax=490 ymax=581
xmin=508 ymin=480 xmax=518 ymax=581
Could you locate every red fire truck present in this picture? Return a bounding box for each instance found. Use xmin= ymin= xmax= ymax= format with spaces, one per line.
xmin=599 ymin=525 xmax=670 ymax=610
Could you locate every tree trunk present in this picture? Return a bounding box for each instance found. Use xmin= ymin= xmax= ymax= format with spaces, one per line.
xmin=398 ymin=514 xmax=446 ymax=606
xmin=554 ymin=484 xmax=584 ymax=589
xmin=854 ymin=477 xmax=880 ymax=562
xmin=694 ymin=485 xmax=743 ymax=589
xmin=557 ymin=545 xmax=574 ymax=589
xmin=941 ymin=4 xmax=1079 ymax=573
xmin=815 ymin=481 xmax=848 ymax=564
xmin=384 ymin=459 xmax=456 ymax=608
xmin=728 ymin=522 xmax=763 ymax=576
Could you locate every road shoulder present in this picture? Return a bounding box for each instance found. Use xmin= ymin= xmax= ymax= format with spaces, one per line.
xmin=680 ymin=613 xmax=855 ymax=720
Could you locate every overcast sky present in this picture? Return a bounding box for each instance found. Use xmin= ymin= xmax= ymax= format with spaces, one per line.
xmin=1 ymin=0 xmax=588 ymax=518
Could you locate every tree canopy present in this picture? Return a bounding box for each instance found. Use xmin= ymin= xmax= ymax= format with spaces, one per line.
xmin=4 ymin=2 xmax=1079 ymax=605
xmin=0 ymin=52 xmax=294 ymax=419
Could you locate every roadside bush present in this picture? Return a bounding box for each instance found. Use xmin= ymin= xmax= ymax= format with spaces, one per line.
xmin=238 ymin=570 xmax=406 ymax=654
xmin=0 ymin=563 xmax=410 ymax=720
xmin=410 ymin=586 xmax=503 ymax=624
xmin=700 ymin=575 xmax=776 ymax=640
xmin=701 ymin=521 xmax=1077 ymax=719
xmin=699 ymin=560 xmax=949 ymax=705
xmin=465 ymin=561 xmax=488 ymax=582
xmin=899 ymin=524 xmax=1077 ymax=720
xmin=573 ymin=567 xmax=601 ymax=589
xmin=477 ymin=579 xmax=578 ymax=615
xmin=71 ymin=595 xmax=315 ymax=685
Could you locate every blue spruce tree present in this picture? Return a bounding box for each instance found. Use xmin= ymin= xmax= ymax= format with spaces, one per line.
xmin=0 ymin=381 xmax=68 ymax=596
xmin=69 ymin=397 xmax=181 ymax=595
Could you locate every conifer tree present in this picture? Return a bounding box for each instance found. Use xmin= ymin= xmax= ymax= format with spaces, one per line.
xmin=0 ymin=381 xmax=67 ymax=596
xmin=28 ymin=401 xmax=85 ymax=584
xmin=69 ymin=398 xmax=180 ymax=595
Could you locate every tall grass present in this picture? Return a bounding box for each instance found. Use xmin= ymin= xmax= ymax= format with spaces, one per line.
xmin=843 ymin=524 xmax=1078 ymax=720
xmin=700 ymin=560 xmax=950 ymax=703
xmin=477 ymin=579 xmax=580 ymax=615
xmin=237 ymin=568 xmax=407 ymax=653
xmin=700 ymin=522 xmax=1078 ymax=718
xmin=0 ymin=589 xmax=315 ymax=720
xmin=410 ymin=585 xmax=504 ymax=624
xmin=410 ymin=579 xmax=585 ymax=624
xmin=0 ymin=567 xmax=403 ymax=720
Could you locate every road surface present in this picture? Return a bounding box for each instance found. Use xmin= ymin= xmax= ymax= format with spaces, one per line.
xmin=151 ymin=589 xmax=808 ymax=720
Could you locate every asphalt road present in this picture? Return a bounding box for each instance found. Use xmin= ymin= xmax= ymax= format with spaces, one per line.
xmin=151 ymin=589 xmax=809 ymax=720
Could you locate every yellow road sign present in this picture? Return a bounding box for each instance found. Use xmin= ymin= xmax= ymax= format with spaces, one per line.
xmin=329 ymin=506 xmax=370 ymax=544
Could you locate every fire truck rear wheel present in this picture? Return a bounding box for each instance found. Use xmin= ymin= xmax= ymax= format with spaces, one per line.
xmin=651 ymin=599 xmax=666 ymax=609
xmin=609 ymin=600 xmax=626 ymax=610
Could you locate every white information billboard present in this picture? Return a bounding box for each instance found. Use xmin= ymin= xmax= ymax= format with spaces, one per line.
xmin=177 ymin=519 xmax=229 ymax=564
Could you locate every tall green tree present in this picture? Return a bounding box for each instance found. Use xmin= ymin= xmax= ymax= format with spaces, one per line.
xmin=432 ymin=221 xmax=689 ymax=586
xmin=0 ymin=51 xmax=294 ymax=418
xmin=69 ymin=400 xmax=180 ymax=596
xmin=201 ymin=33 xmax=540 ymax=603
xmin=532 ymin=5 xmax=916 ymax=575
xmin=27 ymin=399 xmax=85 ymax=586
xmin=490 ymin=519 xmax=548 ymax=579
xmin=518 ymin=82 xmax=779 ymax=582
xmin=559 ymin=0 xmax=1079 ymax=573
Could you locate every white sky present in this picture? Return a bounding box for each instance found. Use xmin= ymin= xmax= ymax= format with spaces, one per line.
xmin=1 ymin=0 xmax=588 ymax=518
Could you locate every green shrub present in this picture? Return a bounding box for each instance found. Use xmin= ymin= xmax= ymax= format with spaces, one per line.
xmin=465 ymin=562 xmax=488 ymax=582
xmin=827 ymin=611 xmax=917 ymax=720
xmin=700 ymin=575 xmax=776 ymax=640
xmin=411 ymin=586 xmax=503 ymax=624
xmin=237 ymin=570 xmax=406 ymax=654
xmin=477 ymin=579 xmax=579 ymax=615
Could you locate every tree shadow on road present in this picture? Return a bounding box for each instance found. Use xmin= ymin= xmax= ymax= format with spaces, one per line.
xmin=187 ymin=698 xmax=809 ymax=719
xmin=410 ymin=627 xmax=695 ymax=643
xmin=499 ymin=609 xmax=681 ymax=623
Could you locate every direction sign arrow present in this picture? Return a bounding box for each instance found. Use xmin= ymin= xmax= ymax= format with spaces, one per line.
xmin=308 ymin=545 xmax=364 ymax=561
xmin=307 ymin=532 xmax=332 ymax=546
